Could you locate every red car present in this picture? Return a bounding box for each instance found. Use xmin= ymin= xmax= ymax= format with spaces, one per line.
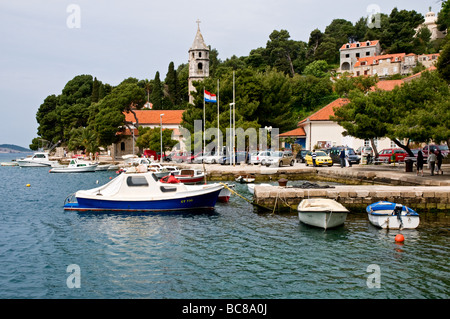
xmin=377 ymin=148 xmax=408 ymax=163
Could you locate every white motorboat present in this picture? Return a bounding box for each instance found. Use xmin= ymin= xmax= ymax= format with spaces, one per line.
xmin=63 ymin=171 xmax=224 ymax=212
xmin=247 ymin=183 xmax=272 ymax=195
xmin=366 ymin=201 xmax=420 ymax=229
xmin=49 ymin=159 xmax=98 ymax=173
xmin=17 ymin=152 xmax=58 ymax=167
xmin=298 ymin=198 xmax=349 ymax=229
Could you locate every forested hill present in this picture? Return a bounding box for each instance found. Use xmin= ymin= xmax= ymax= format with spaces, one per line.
xmin=0 ymin=144 xmax=32 ymax=153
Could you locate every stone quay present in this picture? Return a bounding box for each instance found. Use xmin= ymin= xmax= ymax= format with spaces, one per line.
xmin=177 ymin=162 xmax=450 ymax=211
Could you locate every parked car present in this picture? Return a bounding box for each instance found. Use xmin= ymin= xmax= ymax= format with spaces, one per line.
xmin=221 ymin=151 xmax=250 ymax=165
xmin=172 ymin=151 xmax=195 ymax=163
xmin=203 ymin=152 xmax=223 ymax=164
xmin=295 ymin=150 xmax=309 ymax=163
xmin=265 ymin=151 xmax=295 ymax=167
xmin=305 ymin=151 xmax=333 ymax=167
xmin=377 ymin=148 xmax=407 ymax=163
xmin=192 ymin=152 xmax=210 ymax=164
xmin=360 ymin=146 xmax=373 ymax=156
xmin=326 ymin=146 xmax=360 ymax=165
xmin=422 ymin=144 xmax=449 ymax=158
xmin=249 ymin=151 xmax=272 ymax=165
xmin=249 ymin=151 xmax=260 ymax=164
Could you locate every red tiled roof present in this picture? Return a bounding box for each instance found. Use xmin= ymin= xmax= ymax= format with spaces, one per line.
xmin=279 ymin=127 xmax=306 ymax=137
xmin=354 ymin=53 xmax=405 ymax=67
xmin=340 ymin=40 xmax=379 ymax=50
xmin=371 ymin=80 xmax=404 ymax=91
xmin=298 ymin=98 xmax=350 ymax=125
xmin=124 ymin=110 xmax=185 ymax=125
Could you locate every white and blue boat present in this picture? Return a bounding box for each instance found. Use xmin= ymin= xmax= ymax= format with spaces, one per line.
xmin=63 ymin=171 xmax=223 ymax=212
xmin=366 ymin=201 xmax=420 ymax=229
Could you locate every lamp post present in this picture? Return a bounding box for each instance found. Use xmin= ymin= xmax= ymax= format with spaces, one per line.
xmin=160 ymin=113 xmax=164 ymax=163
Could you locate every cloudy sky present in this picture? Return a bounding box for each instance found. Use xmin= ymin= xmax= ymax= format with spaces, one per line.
xmin=0 ymin=0 xmax=437 ymax=148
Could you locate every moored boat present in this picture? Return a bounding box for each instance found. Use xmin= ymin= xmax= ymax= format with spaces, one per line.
xmin=171 ymin=169 xmax=206 ymax=184
xmin=63 ymin=171 xmax=223 ymax=212
xmin=366 ymin=201 xmax=420 ymax=229
xmin=49 ymin=159 xmax=98 ymax=173
xmin=298 ymin=198 xmax=349 ymax=229
xmin=218 ymin=183 xmax=234 ymax=202
xmin=17 ymin=152 xmax=58 ymax=167
xmin=235 ymin=175 xmax=255 ymax=183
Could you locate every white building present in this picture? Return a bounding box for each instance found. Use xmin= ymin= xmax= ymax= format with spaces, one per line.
xmin=415 ymin=8 xmax=447 ymax=41
xmin=296 ymin=98 xmax=395 ymax=152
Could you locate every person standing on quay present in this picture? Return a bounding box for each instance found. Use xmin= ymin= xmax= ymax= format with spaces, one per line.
xmin=312 ymin=149 xmax=317 ymax=167
xmin=339 ymin=148 xmax=346 ymax=168
xmin=436 ymin=150 xmax=443 ymax=175
xmin=427 ymin=151 xmax=437 ymax=176
xmin=416 ymin=150 xmax=424 ymax=176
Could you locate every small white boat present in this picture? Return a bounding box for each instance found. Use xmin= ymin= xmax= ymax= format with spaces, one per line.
xmin=1 ymin=161 xmax=18 ymax=166
xmin=298 ymin=198 xmax=349 ymax=229
xmin=170 ymin=169 xmax=206 ymax=184
xmin=247 ymin=183 xmax=272 ymax=195
xmin=17 ymin=152 xmax=58 ymax=167
xmin=235 ymin=175 xmax=255 ymax=183
xmin=366 ymin=201 xmax=420 ymax=229
xmin=63 ymin=171 xmax=224 ymax=212
xmin=49 ymin=159 xmax=98 ymax=173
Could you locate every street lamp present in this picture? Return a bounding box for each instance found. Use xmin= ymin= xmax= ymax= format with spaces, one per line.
xmin=160 ymin=113 xmax=164 ymax=163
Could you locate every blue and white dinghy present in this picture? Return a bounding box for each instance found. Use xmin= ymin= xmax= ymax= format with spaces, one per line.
xmin=366 ymin=201 xmax=420 ymax=229
xmin=64 ymin=171 xmax=223 ymax=212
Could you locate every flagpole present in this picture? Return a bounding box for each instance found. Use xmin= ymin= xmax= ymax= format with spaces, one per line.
xmin=233 ymin=71 xmax=235 ymax=167
xmin=203 ymin=86 xmax=206 ymax=156
xmin=217 ymin=79 xmax=220 ymax=155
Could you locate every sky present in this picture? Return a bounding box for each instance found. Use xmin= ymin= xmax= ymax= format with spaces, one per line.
xmin=0 ymin=0 xmax=439 ymax=148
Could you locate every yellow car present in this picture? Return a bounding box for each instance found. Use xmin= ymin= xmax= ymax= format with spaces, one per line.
xmin=305 ymin=151 xmax=333 ymax=167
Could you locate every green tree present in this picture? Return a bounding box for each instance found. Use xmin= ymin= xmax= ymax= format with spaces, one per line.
xmin=92 ymin=79 xmax=146 ymax=146
xmin=150 ymin=71 xmax=163 ymax=109
xmin=67 ymin=127 xmax=100 ymax=154
xmin=136 ymin=127 xmax=178 ymax=155
xmin=303 ymin=60 xmax=330 ymax=78
xmin=437 ymin=40 xmax=450 ymax=82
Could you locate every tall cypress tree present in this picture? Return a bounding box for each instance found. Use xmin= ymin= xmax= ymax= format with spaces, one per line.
xmin=165 ymin=61 xmax=178 ymax=107
xmin=150 ymin=71 xmax=163 ymax=109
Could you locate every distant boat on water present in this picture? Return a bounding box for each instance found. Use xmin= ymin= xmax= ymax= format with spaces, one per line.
xmin=49 ymin=159 xmax=98 ymax=173
xmin=17 ymin=152 xmax=58 ymax=167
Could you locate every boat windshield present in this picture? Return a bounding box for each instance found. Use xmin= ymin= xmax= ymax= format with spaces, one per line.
xmin=126 ymin=176 xmax=149 ymax=187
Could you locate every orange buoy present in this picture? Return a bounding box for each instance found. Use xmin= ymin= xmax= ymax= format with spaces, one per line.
xmin=395 ymin=234 xmax=405 ymax=242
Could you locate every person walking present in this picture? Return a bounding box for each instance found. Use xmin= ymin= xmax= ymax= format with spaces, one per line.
xmin=339 ymin=149 xmax=346 ymax=168
xmin=427 ymin=151 xmax=437 ymax=176
xmin=416 ymin=150 xmax=424 ymax=176
xmin=312 ymin=149 xmax=317 ymax=167
xmin=436 ymin=150 xmax=443 ymax=175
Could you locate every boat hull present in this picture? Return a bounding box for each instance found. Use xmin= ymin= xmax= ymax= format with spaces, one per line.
xmin=64 ymin=188 xmax=222 ymax=212
xmin=218 ymin=188 xmax=231 ymax=202
xmin=50 ymin=166 xmax=97 ymax=173
xmin=298 ymin=211 xmax=348 ymax=229
xmin=175 ymin=175 xmax=205 ymax=184
xmin=17 ymin=161 xmax=54 ymax=167
xmin=366 ymin=201 xmax=420 ymax=229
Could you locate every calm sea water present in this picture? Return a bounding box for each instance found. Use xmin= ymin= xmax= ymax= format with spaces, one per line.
xmin=0 ymin=153 xmax=449 ymax=299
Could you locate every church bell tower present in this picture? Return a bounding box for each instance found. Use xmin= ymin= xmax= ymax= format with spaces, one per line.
xmin=188 ymin=19 xmax=210 ymax=104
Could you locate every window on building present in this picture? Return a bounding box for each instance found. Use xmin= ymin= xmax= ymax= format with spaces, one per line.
xmin=356 ymin=53 xmax=360 ymax=58
xmin=198 ymin=62 xmax=203 ymax=70
xmin=345 ymin=54 xmax=350 ymax=58
xmin=199 ymin=52 xmax=202 ymax=58
xmin=121 ymin=142 xmax=125 ymax=151
xmin=366 ymin=51 xmax=370 ymax=56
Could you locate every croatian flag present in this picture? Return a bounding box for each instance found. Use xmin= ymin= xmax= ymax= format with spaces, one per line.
xmin=204 ymin=90 xmax=217 ymax=103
